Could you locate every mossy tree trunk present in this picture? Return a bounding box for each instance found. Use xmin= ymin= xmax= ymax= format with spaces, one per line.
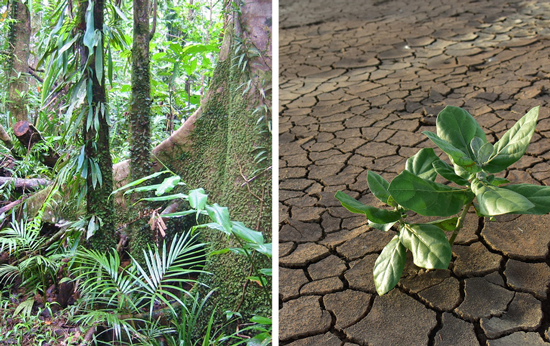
xmin=6 ymin=0 xmax=31 ymax=122
xmin=129 ymin=0 xmax=153 ymax=262
xmin=79 ymin=0 xmax=117 ymax=252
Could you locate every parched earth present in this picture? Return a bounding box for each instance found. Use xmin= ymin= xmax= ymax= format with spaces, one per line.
xmin=279 ymin=0 xmax=550 ymax=345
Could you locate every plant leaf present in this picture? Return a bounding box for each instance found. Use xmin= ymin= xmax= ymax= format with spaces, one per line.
xmin=231 ymin=221 xmax=264 ymax=245
xmin=423 ymin=131 xmax=479 ymax=172
xmin=501 ymin=184 xmax=550 ymax=214
xmin=369 ymin=220 xmax=396 ymax=232
xmin=367 ymin=171 xmax=391 ymax=204
xmin=205 ymin=204 xmax=232 ymax=234
xmin=388 ymin=170 xmax=474 ymax=216
xmin=406 ymin=148 xmax=439 ymax=181
xmin=426 ymin=217 xmax=458 ymax=231
xmin=189 ymin=188 xmax=208 ymax=212
xmin=471 ymin=178 xmax=534 ymax=216
xmin=436 ymin=106 xmax=486 ymax=160
xmin=335 ymin=191 xmax=401 ymax=224
xmin=373 ymin=235 xmax=406 ymax=296
xmin=155 ymin=176 xmax=181 ymax=196
xmin=399 ymin=223 xmax=452 ymax=269
xmin=432 ymin=159 xmax=470 ymax=186
xmin=484 ymin=106 xmax=539 ymax=173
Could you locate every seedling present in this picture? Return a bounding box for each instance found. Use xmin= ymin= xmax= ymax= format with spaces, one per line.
xmin=336 ymin=106 xmax=550 ymax=295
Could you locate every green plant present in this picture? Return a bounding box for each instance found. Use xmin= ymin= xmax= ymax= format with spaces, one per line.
xmin=71 ymin=232 xmax=206 ymax=342
xmin=336 ymin=106 xmax=550 ymax=295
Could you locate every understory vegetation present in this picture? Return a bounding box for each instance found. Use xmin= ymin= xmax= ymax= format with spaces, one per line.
xmin=0 ymin=0 xmax=272 ymax=344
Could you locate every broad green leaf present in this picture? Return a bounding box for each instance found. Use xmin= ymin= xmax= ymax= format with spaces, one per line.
xmin=373 ymin=235 xmax=406 ymax=296
xmin=426 ymin=217 xmax=458 ymax=231
xmin=388 ymin=170 xmax=474 ymax=216
xmin=231 ymin=221 xmax=264 ymax=245
xmin=160 ymin=210 xmax=196 ymax=218
xmin=206 ymin=204 xmax=232 ymax=234
xmin=436 ymin=106 xmax=486 ymax=160
xmin=156 ymin=176 xmax=181 ymax=196
xmin=432 ymin=160 xmax=470 ymax=186
xmin=471 ymin=178 xmax=534 ymax=216
xmin=367 ymin=171 xmax=391 ymax=204
xmin=501 ymin=184 xmax=550 ymax=214
xmin=484 ymin=106 xmax=539 ymax=173
xmin=189 ymin=188 xmax=208 ymax=211
xmin=487 ymin=176 xmax=509 ymax=186
xmin=399 ymin=223 xmax=452 ymax=269
xmin=369 ymin=220 xmax=396 ymax=232
xmin=477 ymin=142 xmax=494 ymax=165
xmin=335 ymin=191 xmax=401 ymax=224
xmin=405 ymin=148 xmax=439 ymax=181
xmin=249 ymin=243 xmax=272 ymax=257
xmin=470 ymin=136 xmax=485 ymax=156
xmin=83 ymin=1 xmax=95 ymax=53
xmin=95 ymin=43 xmax=103 ymax=85
xmin=250 ymin=316 xmax=272 ymax=325
xmin=423 ymin=131 xmax=479 ymax=172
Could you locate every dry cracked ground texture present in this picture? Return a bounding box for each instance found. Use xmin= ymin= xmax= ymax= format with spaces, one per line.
xmin=279 ymin=0 xmax=550 ymax=345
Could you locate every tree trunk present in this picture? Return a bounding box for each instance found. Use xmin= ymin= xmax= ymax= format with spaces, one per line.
xmin=13 ymin=120 xmax=60 ymax=168
xmin=80 ymin=0 xmax=117 ymax=252
xmin=129 ymin=0 xmax=153 ymax=262
xmin=6 ymin=0 xmax=31 ymax=122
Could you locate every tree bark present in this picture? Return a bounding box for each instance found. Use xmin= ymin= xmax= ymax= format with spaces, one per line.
xmin=13 ymin=120 xmax=60 ymax=168
xmin=0 ymin=177 xmax=50 ymax=190
xmin=0 ymin=124 xmax=13 ymax=149
xmin=79 ymin=0 xmax=117 ymax=252
xmin=6 ymin=0 xmax=31 ymax=122
xmin=128 ymin=0 xmax=153 ymax=261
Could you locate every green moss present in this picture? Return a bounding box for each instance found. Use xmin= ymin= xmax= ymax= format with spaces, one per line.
xmin=171 ymin=31 xmax=272 ymax=328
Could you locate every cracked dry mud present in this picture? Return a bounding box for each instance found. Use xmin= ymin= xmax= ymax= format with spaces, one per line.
xmin=279 ymin=0 xmax=550 ymax=345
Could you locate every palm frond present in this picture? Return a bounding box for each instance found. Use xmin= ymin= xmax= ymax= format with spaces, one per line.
xmin=131 ymin=232 xmax=208 ymax=318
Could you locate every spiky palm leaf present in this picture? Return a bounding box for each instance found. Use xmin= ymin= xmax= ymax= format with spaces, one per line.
xmin=130 ymin=232 xmax=207 ymax=318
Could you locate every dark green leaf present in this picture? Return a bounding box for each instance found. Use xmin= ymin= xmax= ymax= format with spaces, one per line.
xmin=388 ymin=170 xmax=474 ymax=216
xmin=484 ymin=106 xmax=539 ymax=173
xmin=373 ymin=235 xmax=406 ymax=296
xmin=436 ymin=106 xmax=486 ymax=160
xmin=423 ymin=131 xmax=479 ymax=172
xmin=471 ymin=178 xmax=534 ymax=216
xmin=426 ymin=217 xmax=458 ymax=231
xmin=501 ymin=184 xmax=550 ymax=214
xmin=487 ymin=176 xmax=509 ymax=186
xmin=432 ymin=159 xmax=470 ymax=186
xmin=231 ymin=221 xmax=264 ymax=245
xmin=335 ymin=191 xmax=401 ymax=224
xmin=367 ymin=171 xmax=391 ymax=204
xmin=399 ymin=223 xmax=452 ymax=269
xmin=405 ymin=148 xmax=439 ymax=181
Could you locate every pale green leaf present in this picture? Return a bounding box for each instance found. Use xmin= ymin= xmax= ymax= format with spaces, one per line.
xmin=367 ymin=171 xmax=391 ymax=204
xmin=436 ymin=106 xmax=486 ymax=160
xmin=471 ymin=178 xmax=534 ymax=216
xmin=484 ymin=106 xmax=539 ymax=173
xmin=155 ymin=176 xmax=181 ymax=196
xmin=432 ymin=159 xmax=470 ymax=186
xmin=373 ymin=235 xmax=406 ymax=296
xmin=399 ymin=223 xmax=452 ymax=269
xmin=501 ymin=184 xmax=550 ymax=214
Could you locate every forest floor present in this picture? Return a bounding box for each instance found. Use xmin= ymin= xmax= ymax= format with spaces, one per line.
xmin=279 ymin=0 xmax=550 ymax=345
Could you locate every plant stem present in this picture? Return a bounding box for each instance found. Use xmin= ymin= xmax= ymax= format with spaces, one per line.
xmin=449 ymin=201 xmax=473 ymax=246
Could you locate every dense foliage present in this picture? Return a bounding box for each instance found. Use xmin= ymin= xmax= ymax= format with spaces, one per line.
xmin=0 ymin=0 xmax=272 ymax=344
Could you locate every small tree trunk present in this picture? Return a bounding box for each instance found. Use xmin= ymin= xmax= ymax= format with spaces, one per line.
xmin=6 ymin=0 xmax=31 ymax=122
xmin=78 ymin=0 xmax=117 ymax=252
xmin=129 ymin=0 xmax=153 ymax=261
